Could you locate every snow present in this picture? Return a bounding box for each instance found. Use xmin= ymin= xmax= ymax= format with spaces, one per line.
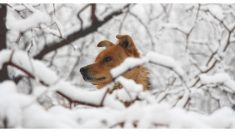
xmin=0 ymin=50 xmax=11 ymax=69
xmin=0 ymin=81 xmax=33 ymax=128
xmin=7 ymin=5 xmax=51 ymax=32
xmin=200 ymin=73 xmax=235 ymax=92
xmin=20 ymin=100 xmax=235 ymax=128
xmin=146 ymin=52 xmax=184 ymax=76
xmin=40 ymin=24 xmax=62 ymax=38
xmin=163 ymin=23 xmax=191 ymax=34
xmin=9 ymin=4 xmax=26 ymax=11
xmin=0 ymin=81 xmax=21 ymax=128
xmin=0 ymin=50 xmax=59 ymax=85
xmin=205 ymin=107 xmax=235 ymax=128
xmin=53 ymin=81 xmax=125 ymax=110
xmin=0 ymin=49 xmax=125 ymax=110
xmin=1 ymin=80 xmax=235 ymax=128
xmin=69 ymin=101 xmax=235 ymax=128
xmin=10 ymin=50 xmax=59 ymax=85
xmin=0 ymin=81 xmax=80 ymax=128
xmin=111 ymin=57 xmax=147 ymax=78
xmin=0 ymin=81 xmax=77 ymax=128
xmin=2 ymin=3 xmax=235 ymax=128
xmin=175 ymin=90 xmax=190 ymax=108
xmin=0 ymin=49 xmax=129 ymax=110
xmin=32 ymin=86 xmax=47 ymax=97
xmin=111 ymin=51 xmax=184 ymax=78
xmin=23 ymin=104 xmax=77 ymax=128
xmin=1 ymin=43 xmax=235 ymax=128
xmin=207 ymin=5 xmax=224 ymax=20
xmin=114 ymin=76 xmax=143 ymax=102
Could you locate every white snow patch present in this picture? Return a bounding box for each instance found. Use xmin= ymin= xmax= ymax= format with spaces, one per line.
xmin=0 ymin=50 xmax=11 ymax=69
xmin=114 ymin=76 xmax=144 ymax=102
xmin=23 ymin=104 xmax=77 ymax=128
xmin=0 ymin=81 xmax=33 ymax=128
xmin=111 ymin=57 xmax=147 ymax=78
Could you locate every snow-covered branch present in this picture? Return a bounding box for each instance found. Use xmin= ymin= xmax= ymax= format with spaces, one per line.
xmin=0 ymin=49 xmax=124 ymax=109
xmin=110 ymin=51 xmax=189 ymax=107
xmin=111 ymin=51 xmax=185 ymax=86
xmin=200 ymin=73 xmax=235 ymax=93
xmin=1 ymin=78 xmax=235 ymax=128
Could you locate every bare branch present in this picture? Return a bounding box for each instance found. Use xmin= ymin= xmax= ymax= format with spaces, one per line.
xmin=34 ymin=4 xmax=131 ymax=60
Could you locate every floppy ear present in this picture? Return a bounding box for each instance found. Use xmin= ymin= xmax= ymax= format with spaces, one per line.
xmin=116 ymin=34 xmax=140 ymax=57
xmin=97 ymin=40 xmax=114 ymax=48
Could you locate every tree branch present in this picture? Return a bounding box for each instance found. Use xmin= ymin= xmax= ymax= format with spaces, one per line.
xmin=1 ymin=50 xmax=121 ymax=108
xmin=34 ymin=4 xmax=131 ymax=60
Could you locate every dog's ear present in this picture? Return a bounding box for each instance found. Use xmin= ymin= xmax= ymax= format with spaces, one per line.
xmin=97 ymin=40 xmax=114 ymax=48
xmin=116 ymin=34 xmax=140 ymax=57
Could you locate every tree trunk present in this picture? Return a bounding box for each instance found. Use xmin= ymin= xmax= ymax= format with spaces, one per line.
xmin=0 ymin=4 xmax=9 ymax=82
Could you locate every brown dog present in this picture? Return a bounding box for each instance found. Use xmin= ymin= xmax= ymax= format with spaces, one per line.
xmin=80 ymin=35 xmax=149 ymax=91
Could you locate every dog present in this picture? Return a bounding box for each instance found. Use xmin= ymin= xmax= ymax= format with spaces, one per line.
xmin=80 ymin=34 xmax=149 ymax=91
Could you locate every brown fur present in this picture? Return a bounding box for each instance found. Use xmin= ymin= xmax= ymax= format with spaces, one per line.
xmin=80 ymin=34 xmax=149 ymax=90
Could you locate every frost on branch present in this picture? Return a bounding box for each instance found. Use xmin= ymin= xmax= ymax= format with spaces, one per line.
xmin=200 ymin=73 xmax=235 ymax=93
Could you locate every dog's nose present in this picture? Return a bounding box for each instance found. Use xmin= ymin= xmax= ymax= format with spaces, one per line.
xmin=80 ymin=67 xmax=88 ymax=75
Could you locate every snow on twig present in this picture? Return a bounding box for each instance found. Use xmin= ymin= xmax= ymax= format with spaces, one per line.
xmin=200 ymin=72 xmax=235 ymax=93
xmin=54 ymin=81 xmax=125 ymax=109
xmin=110 ymin=51 xmax=189 ymax=107
xmin=111 ymin=51 xmax=185 ymax=86
xmin=111 ymin=57 xmax=147 ymax=78
xmin=114 ymin=76 xmax=144 ymax=102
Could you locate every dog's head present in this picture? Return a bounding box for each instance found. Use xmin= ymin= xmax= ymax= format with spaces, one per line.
xmin=80 ymin=34 xmax=140 ymax=88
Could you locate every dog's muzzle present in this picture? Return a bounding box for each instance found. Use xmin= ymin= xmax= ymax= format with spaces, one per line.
xmin=80 ymin=67 xmax=91 ymax=81
xmin=80 ymin=66 xmax=106 ymax=81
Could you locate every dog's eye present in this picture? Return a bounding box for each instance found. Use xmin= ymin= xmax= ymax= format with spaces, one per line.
xmin=103 ymin=56 xmax=112 ymax=63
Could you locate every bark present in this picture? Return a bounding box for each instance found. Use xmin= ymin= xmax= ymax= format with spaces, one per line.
xmin=0 ymin=4 xmax=9 ymax=82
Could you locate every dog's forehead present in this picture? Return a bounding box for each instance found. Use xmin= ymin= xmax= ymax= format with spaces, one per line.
xmin=95 ymin=46 xmax=119 ymax=61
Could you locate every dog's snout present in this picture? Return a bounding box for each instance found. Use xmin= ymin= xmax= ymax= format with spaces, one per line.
xmin=80 ymin=67 xmax=88 ymax=74
xmin=80 ymin=66 xmax=92 ymax=81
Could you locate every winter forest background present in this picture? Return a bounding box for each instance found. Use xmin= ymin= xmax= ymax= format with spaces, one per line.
xmin=1 ymin=3 xmax=235 ymax=128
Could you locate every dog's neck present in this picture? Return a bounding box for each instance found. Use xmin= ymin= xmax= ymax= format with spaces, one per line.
xmin=115 ymin=65 xmax=149 ymax=91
